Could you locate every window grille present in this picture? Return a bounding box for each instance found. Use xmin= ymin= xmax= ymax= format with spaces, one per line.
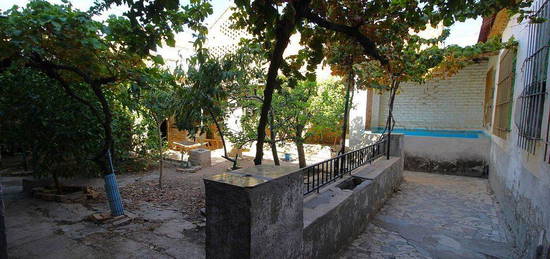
xmin=484 ymin=68 xmax=495 ymax=128
xmin=493 ymin=49 xmax=516 ymax=139
xmin=516 ymin=0 xmax=550 ymax=153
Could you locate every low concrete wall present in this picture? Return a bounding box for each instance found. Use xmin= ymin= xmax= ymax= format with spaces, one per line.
xmin=204 ymin=135 xmax=404 ymax=259
xmin=403 ymin=135 xmax=490 ymax=177
xmin=302 ymin=156 xmax=404 ymax=259
xmin=489 ymin=140 xmax=550 ymax=258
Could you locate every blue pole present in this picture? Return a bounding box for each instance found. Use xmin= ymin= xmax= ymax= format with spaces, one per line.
xmin=104 ymin=149 xmax=124 ymax=216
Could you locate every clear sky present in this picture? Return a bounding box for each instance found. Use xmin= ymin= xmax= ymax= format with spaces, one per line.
xmin=1 ymin=0 xmax=481 ymax=47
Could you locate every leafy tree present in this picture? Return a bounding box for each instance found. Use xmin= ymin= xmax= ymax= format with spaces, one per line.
xmin=0 ymin=0 xmax=211 ymax=213
xmin=138 ymin=68 xmax=178 ymax=189
xmin=274 ymin=79 xmax=345 ymax=167
xmin=231 ymin=0 xmax=529 ymax=164
xmin=223 ymin=41 xmax=288 ymax=165
xmin=92 ymin=0 xmax=213 ymax=56
xmin=173 ymin=47 xmax=244 ymax=168
xmin=0 ymin=69 xmax=100 ymax=192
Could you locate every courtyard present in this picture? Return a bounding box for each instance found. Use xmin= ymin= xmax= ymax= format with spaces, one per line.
xmin=4 ymin=156 xmax=288 ymax=258
xmin=5 ymin=163 xmax=518 ymax=259
xmin=340 ymin=171 xmax=517 ymax=259
xmin=1 ymin=0 xmax=549 ymax=258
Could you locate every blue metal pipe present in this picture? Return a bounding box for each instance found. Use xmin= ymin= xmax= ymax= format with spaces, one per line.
xmin=104 ymin=173 xmax=124 ymax=216
xmin=104 ymin=149 xmax=124 ymax=216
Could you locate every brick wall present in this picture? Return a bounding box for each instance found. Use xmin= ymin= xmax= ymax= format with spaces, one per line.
xmin=377 ymin=61 xmax=488 ymax=129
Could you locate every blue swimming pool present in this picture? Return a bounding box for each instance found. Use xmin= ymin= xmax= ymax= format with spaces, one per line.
xmin=371 ymin=128 xmax=485 ymax=139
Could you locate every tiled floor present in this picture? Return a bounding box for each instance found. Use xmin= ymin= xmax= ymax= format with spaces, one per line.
xmin=339 ymin=171 xmax=518 ymax=259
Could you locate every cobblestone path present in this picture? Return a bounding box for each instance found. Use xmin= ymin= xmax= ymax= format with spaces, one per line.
xmin=340 ymin=171 xmax=517 ymax=259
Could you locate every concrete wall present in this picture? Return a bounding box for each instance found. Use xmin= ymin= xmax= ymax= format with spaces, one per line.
xmin=404 ymin=135 xmax=490 ymax=177
xmin=302 ymin=135 xmax=404 ymax=258
xmin=204 ymin=135 xmax=405 ymax=259
xmin=377 ymin=62 xmax=488 ymax=129
xmin=204 ymin=165 xmax=303 ymax=259
xmin=484 ymin=7 xmax=550 ymax=258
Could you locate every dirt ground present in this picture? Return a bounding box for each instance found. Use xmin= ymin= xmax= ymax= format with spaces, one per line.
xmin=115 ymin=154 xmax=297 ymax=221
xmin=2 ymin=151 xmax=303 ymax=259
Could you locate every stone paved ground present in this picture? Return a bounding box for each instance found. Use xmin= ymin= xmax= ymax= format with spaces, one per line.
xmin=5 ymin=155 xmax=295 ymax=259
xmin=339 ymin=171 xmax=518 ymax=259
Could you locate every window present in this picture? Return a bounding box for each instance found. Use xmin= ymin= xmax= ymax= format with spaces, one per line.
xmin=516 ymin=0 xmax=550 ymax=153
xmin=493 ymin=50 xmax=516 ymax=139
xmin=484 ymin=68 xmax=495 ymax=128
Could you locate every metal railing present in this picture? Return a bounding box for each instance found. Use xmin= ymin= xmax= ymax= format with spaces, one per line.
xmin=302 ymin=137 xmax=388 ymax=195
xmin=516 ymin=0 xmax=549 ymax=153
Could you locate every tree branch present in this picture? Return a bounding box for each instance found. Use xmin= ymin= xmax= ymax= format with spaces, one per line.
xmin=303 ymin=10 xmax=389 ymax=67
xmin=27 ymin=61 xmax=103 ymax=124
xmin=30 ymin=53 xmax=117 ymax=86
xmin=90 ymin=82 xmax=114 ymax=171
xmin=243 ymin=95 xmax=264 ymax=102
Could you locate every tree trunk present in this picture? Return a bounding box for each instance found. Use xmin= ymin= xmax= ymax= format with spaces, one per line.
xmin=385 ymin=80 xmax=399 ymax=159
xmin=269 ymin=110 xmax=280 ymax=165
xmin=206 ymin=109 xmax=239 ymax=169
xmin=157 ymin=123 xmax=164 ymax=189
xmin=270 ymin=142 xmax=280 ymax=166
xmin=22 ymin=151 xmax=28 ymax=171
xmin=296 ymin=141 xmax=306 ymax=168
xmin=90 ymin=83 xmax=125 ymax=216
xmin=340 ymin=68 xmax=354 ymax=154
xmin=296 ymin=125 xmax=306 ymax=168
xmin=206 ymin=109 xmax=229 ymax=159
xmin=90 ymin=83 xmax=115 ymax=174
xmin=254 ymin=0 xmax=310 ymax=165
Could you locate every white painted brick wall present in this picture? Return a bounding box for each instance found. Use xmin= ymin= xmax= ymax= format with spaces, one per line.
xmin=377 ymin=61 xmax=488 ymax=129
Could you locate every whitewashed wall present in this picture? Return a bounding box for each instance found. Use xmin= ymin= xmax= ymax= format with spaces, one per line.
xmin=485 ymin=6 xmax=550 ymax=257
xmin=376 ymin=62 xmax=488 ymax=129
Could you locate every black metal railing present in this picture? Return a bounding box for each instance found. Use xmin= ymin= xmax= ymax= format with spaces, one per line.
xmin=302 ymin=137 xmax=388 ymax=195
xmin=516 ymin=0 xmax=549 ymax=153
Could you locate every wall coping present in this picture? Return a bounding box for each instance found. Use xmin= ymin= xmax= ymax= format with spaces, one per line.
xmin=205 ymin=165 xmax=298 ymax=188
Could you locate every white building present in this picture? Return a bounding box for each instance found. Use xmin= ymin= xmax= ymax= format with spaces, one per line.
xmin=482 ymin=3 xmax=550 ymax=257
xmin=349 ymin=3 xmax=550 ymax=257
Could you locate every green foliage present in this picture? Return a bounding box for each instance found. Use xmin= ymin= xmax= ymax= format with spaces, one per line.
xmin=275 ymin=79 xmax=346 ymax=143
xmin=92 ymin=0 xmax=213 ymax=56
xmin=0 ymin=68 xmax=138 ymax=178
xmin=354 ymin=33 xmax=518 ymax=92
xmin=0 ymin=0 xmax=211 ymax=180
xmin=173 ymin=50 xmax=235 ymax=138
xmin=230 ymin=0 xmax=528 ymax=163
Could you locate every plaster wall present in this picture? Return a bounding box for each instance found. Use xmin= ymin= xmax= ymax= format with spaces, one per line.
xmin=403 ymin=135 xmax=490 ymax=177
xmin=484 ymin=8 xmax=550 ymax=258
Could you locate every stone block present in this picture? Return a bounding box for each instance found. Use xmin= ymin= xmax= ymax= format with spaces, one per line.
xmin=189 ymin=149 xmax=211 ymax=167
xmin=204 ymin=165 xmax=303 ymax=259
